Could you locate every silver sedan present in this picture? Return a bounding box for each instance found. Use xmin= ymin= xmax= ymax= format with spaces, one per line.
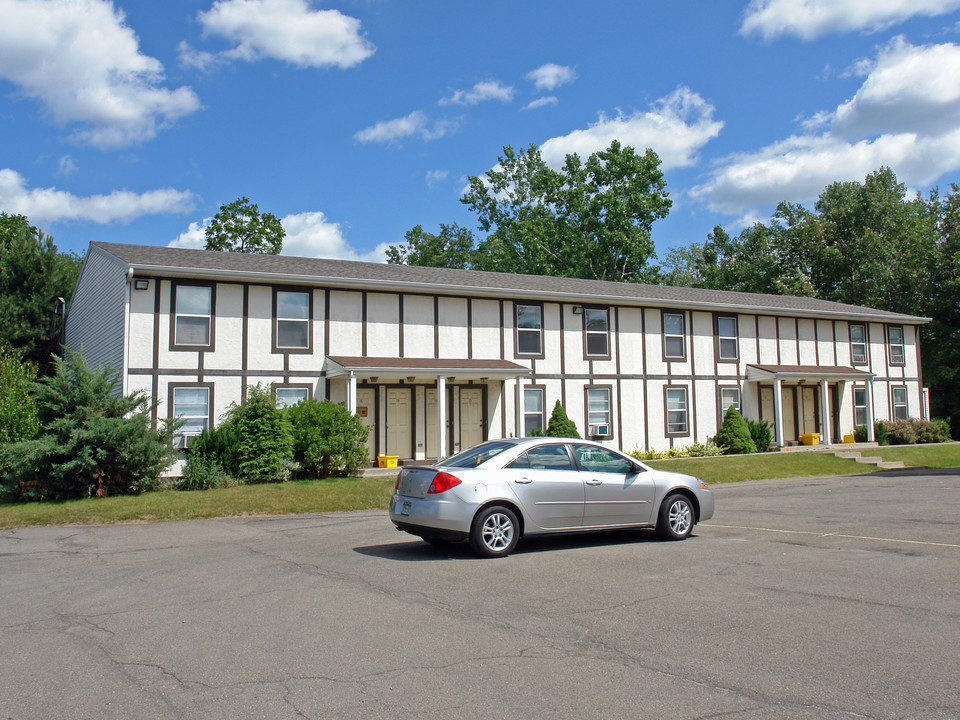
xmin=389 ymin=438 xmax=714 ymax=557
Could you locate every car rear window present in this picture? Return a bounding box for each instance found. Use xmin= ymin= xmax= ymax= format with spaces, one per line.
xmin=442 ymin=441 xmax=516 ymax=468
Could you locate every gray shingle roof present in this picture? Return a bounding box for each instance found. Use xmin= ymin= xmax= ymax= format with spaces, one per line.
xmin=91 ymin=241 xmax=930 ymax=323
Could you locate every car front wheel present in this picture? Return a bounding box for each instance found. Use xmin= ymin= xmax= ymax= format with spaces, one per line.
xmin=657 ymin=493 xmax=694 ymax=540
xmin=470 ymin=505 xmax=519 ymax=558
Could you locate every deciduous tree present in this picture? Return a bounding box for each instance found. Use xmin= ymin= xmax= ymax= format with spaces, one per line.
xmin=204 ymin=196 xmax=285 ymax=254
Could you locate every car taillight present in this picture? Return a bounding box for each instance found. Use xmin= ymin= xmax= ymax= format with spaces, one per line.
xmin=428 ymin=471 xmax=462 ymax=494
xmin=395 ymin=472 xmax=401 ymax=491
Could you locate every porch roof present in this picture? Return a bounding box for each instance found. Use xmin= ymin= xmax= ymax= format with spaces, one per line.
xmin=745 ymin=364 xmax=874 ymax=382
xmin=323 ymin=356 xmax=530 ymax=379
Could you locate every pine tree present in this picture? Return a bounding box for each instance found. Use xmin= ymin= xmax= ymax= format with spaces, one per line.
xmin=544 ymin=401 xmax=581 ymax=438
xmin=714 ymin=406 xmax=757 ymax=455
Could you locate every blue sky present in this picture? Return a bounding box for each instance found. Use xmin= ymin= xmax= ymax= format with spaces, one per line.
xmin=4 ymin=0 xmax=960 ymax=266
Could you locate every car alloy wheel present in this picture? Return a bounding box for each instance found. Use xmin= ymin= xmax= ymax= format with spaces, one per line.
xmin=470 ymin=505 xmax=519 ymax=558
xmin=657 ymin=493 xmax=693 ymax=540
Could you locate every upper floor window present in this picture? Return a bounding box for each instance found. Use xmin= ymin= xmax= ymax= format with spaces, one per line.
xmin=853 ymin=387 xmax=868 ymax=427
xmin=850 ymin=324 xmax=867 ymax=365
xmin=663 ymin=312 xmax=685 ymax=360
xmin=584 ymin=307 xmax=610 ymax=358
xmin=274 ymin=289 xmax=311 ymax=352
xmin=888 ymin=326 xmax=905 ymax=366
xmin=892 ymin=387 xmax=908 ymax=420
xmin=523 ymin=387 xmax=544 ymax=437
xmin=516 ymin=303 xmax=543 ymax=356
xmin=665 ymin=386 xmax=689 ymax=435
xmin=717 ymin=316 xmax=738 ymax=361
xmin=173 ymin=284 xmax=213 ymax=349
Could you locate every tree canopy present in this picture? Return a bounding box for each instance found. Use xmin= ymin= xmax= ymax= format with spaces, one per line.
xmin=204 ymin=196 xmax=285 ymax=254
xmin=389 ymin=141 xmax=671 ymax=281
xmin=0 ymin=214 xmax=81 ymax=372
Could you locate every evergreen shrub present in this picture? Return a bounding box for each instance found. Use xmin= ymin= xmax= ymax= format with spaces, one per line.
xmin=544 ymin=401 xmax=580 ymax=438
xmin=714 ymin=406 xmax=757 ymax=455
xmin=224 ymin=384 xmax=294 ymax=482
xmin=286 ymin=399 xmax=369 ymax=477
xmin=746 ymin=418 xmax=773 ymax=452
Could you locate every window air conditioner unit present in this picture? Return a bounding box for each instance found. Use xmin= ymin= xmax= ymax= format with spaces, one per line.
xmin=589 ymin=424 xmax=610 ymax=437
xmin=175 ymin=433 xmax=200 ymax=449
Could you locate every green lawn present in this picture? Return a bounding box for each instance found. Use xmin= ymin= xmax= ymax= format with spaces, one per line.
xmin=2 ymin=443 xmax=957 ymax=530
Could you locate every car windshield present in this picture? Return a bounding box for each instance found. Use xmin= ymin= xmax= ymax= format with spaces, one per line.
xmin=441 ymin=441 xmax=516 ymax=468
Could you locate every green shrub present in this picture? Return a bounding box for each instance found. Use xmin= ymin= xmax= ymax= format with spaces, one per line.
xmin=874 ymin=420 xmax=889 ymax=446
xmin=178 ymin=453 xmax=233 ymax=491
xmin=629 ymin=441 xmax=723 ymax=460
xmin=286 ymin=399 xmax=369 ymax=477
xmin=1 ymin=350 xmax=176 ymax=501
xmin=854 ymin=425 xmax=868 ymax=442
xmin=886 ymin=419 xmax=918 ymax=445
xmin=544 ymin=401 xmax=580 ymax=438
xmin=189 ymin=423 xmax=241 ymax=477
xmin=714 ymin=406 xmax=757 ymax=455
xmin=746 ymin=418 xmax=773 ymax=452
xmin=0 ymin=344 xmax=38 ymax=445
xmin=225 ymin=384 xmax=294 ymax=482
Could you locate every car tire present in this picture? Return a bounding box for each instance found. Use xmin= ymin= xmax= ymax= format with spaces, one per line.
xmin=469 ymin=505 xmax=519 ymax=558
xmin=657 ymin=493 xmax=694 ymax=540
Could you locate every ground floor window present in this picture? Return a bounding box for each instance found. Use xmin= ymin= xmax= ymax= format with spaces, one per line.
xmin=586 ymin=387 xmax=612 ymax=436
xmin=171 ymin=385 xmax=211 ymax=443
xmin=665 ymin=387 xmax=689 ymax=435
xmin=523 ymin=387 xmax=544 ymax=436
xmin=719 ymin=386 xmax=740 ymax=416
xmin=854 ymin=387 xmax=868 ymax=427
xmin=274 ymin=384 xmax=311 ymax=409
xmin=892 ymin=387 xmax=908 ymax=421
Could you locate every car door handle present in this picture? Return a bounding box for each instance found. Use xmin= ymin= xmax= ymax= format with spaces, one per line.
xmin=585 ymin=478 xmax=602 ymax=486
xmin=515 ymin=478 xmax=533 ymax=484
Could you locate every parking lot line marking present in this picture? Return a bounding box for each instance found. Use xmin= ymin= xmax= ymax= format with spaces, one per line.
xmin=702 ymin=524 xmax=960 ymax=549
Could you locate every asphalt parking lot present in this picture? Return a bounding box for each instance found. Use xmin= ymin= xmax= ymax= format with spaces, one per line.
xmin=2 ymin=468 xmax=958 ymax=720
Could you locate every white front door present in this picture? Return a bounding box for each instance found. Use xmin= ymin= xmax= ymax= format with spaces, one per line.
xmin=460 ymin=388 xmax=484 ymax=450
xmin=356 ymin=388 xmax=376 ymax=462
xmin=425 ymin=388 xmax=441 ymax=459
xmin=386 ymin=388 xmax=413 ymax=458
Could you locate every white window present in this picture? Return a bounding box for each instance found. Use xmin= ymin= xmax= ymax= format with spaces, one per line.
xmin=850 ymin=324 xmax=867 ymax=365
xmin=584 ymin=308 xmax=609 ymax=357
xmin=516 ymin=304 xmax=543 ymax=355
xmin=173 ymin=386 xmax=210 ymax=436
xmin=853 ymin=387 xmax=868 ymax=427
xmin=275 ymin=387 xmax=310 ymax=409
xmin=888 ymin=326 xmax=905 ymax=365
xmin=174 ymin=285 xmax=212 ymax=347
xmin=717 ymin=316 xmax=738 ymax=360
xmin=276 ymin=290 xmax=310 ymax=350
xmin=586 ymin=387 xmax=612 ymax=436
xmin=666 ymin=387 xmax=688 ymax=435
xmin=523 ymin=387 xmax=544 ymax=436
xmin=720 ymin=387 xmax=740 ymax=415
xmin=663 ymin=312 xmax=685 ymax=359
xmin=892 ymin=387 xmax=908 ymax=420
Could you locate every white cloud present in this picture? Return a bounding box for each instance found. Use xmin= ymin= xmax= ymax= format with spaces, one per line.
xmin=0 ymin=168 xmax=196 ymax=223
xmin=0 ymin=0 xmax=200 ymax=149
xmin=439 ymin=80 xmax=515 ymax=106
xmin=169 ymin=210 xmax=388 ymax=262
xmin=425 ymin=170 xmax=449 ymax=188
xmin=833 ymin=38 xmax=960 ymax=138
xmin=740 ymin=0 xmax=960 ymax=41
xmin=353 ymin=110 xmax=459 ymax=143
xmin=526 ymin=63 xmax=577 ymax=91
xmin=692 ymin=38 xmax=960 ymax=215
xmin=57 ymin=155 xmax=78 ymax=177
xmin=522 ymin=96 xmax=558 ymax=111
xmin=191 ymin=0 xmax=375 ymax=69
xmin=539 ymin=86 xmax=723 ymax=170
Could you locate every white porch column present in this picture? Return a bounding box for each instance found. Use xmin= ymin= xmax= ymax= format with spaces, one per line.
xmin=773 ymin=377 xmax=785 ymax=448
xmin=866 ymin=381 xmax=876 ymax=442
xmin=820 ymin=378 xmax=831 ymax=445
xmin=347 ymin=372 xmax=357 ymax=414
xmin=516 ymin=375 xmax=525 ymax=437
xmin=437 ymin=375 xmax=447 ymax=460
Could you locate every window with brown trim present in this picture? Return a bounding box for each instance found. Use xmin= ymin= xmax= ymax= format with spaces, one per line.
xmin=274 ymin=383 xmax=313 ymax=409
xmin=716 ymin=316 xmax=738 ymax=361
xmin=523 ymin=386 xmax=545 ymax=437
xmin=169 ymin=382 xmax=214 ymax=447
xmin=853 ymin=386 xmax=868 ymax=427
xmin=665 ymin=386 xmax=689 ymax=436
xmin=892 ymin=386 xmax=908 ymax=420
xmin=850 ymin=323 xmax=867 ymax=365
xmin=719 ymin=386 xmax=740 ymax=416
xmin=663 ymin=311 xmax=685 ymax=360
xmin=515 ymin=303 xmax=544 ymax=356
xmin=583 ymin=307 xmax=610 ymax=358
xmin=585 ymin=386 xmax=612 ymax=437
xmin=171 ymin=282 xmax=215 ymax=350
xmin=273 ymin=288 xmax=312 ymax=353
xmin=888 ymin=325 xmax=905 ymax=366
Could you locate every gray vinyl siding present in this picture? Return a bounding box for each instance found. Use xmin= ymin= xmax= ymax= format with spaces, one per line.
xmin=64 ymin=246 xmax=128 ymax=383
